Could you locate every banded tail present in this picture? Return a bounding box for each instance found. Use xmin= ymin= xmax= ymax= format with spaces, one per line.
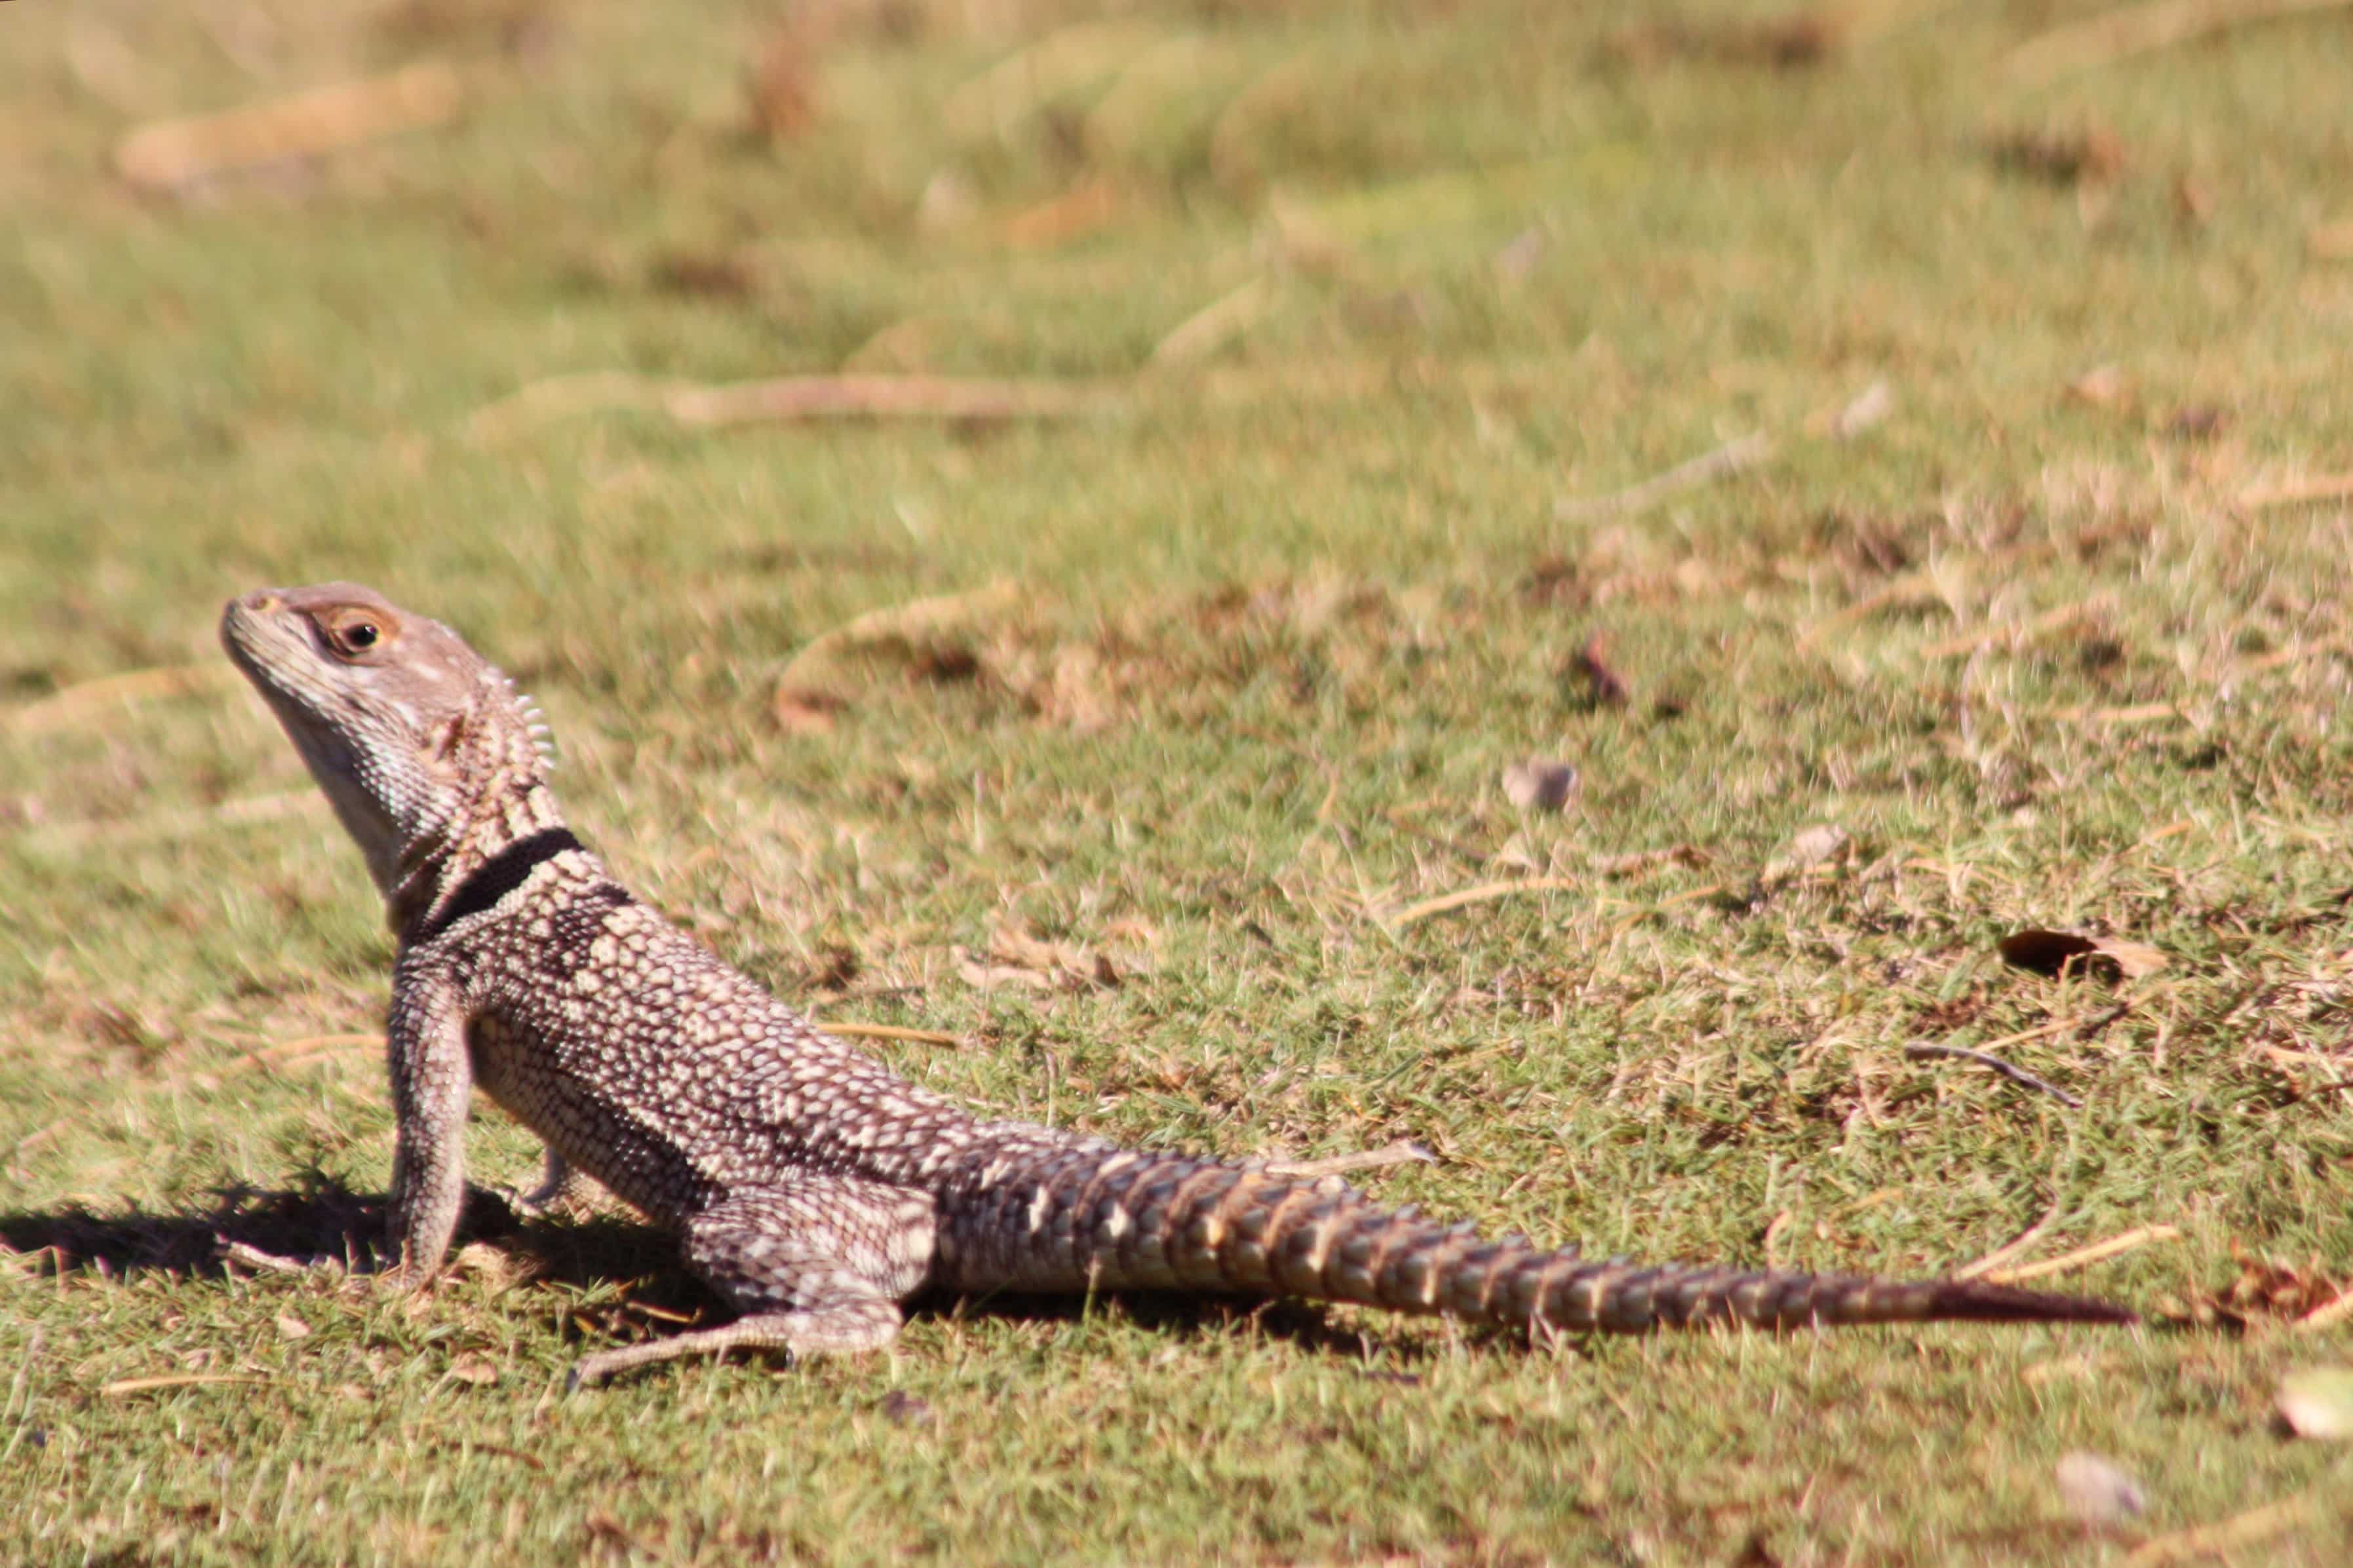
xmin=939 ymin=1145 xmax=2136 ymax=1332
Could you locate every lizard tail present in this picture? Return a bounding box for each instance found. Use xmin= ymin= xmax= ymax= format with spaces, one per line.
xmin=944 ymin=1149 xmax=2136 ymax=1331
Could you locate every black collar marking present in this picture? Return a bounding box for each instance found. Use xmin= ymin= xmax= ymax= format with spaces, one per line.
xmin=419 ymin=827 xmax=588 ymax=944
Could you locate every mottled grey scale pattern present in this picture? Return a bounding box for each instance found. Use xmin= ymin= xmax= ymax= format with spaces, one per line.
xmin=220 ymin=583 xmax=2135 ymax=1386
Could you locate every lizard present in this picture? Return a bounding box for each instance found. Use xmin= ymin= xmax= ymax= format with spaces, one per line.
xmin=218 ymin=581 xmax=2135 ymax=1387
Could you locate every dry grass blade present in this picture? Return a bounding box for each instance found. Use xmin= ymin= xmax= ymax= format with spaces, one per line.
xmin=1922 ymin=598 xmax=2108 ymax=660
xmin=1555 ymin=432 xmax=1774 ymax=522
xmin=1262 ymin=1142 xmax=1434 ymax=1179
xmin=2119 ymin=1487 xmax=2324 ymax=1564
xmin=1985 ymin=1223 xmax=2182 ymax=1284
xmin=666 ymin=375 xmax=1108 ymax=428
xmin=941 ymin=21 xmax=1161 ymax=141
xmin=814 ymin=1022 xmax=962 ymax=1047
xmin=471 ymin=374 xmax=1107 ymax=440
xmin=26 ymin=790 xmax=329 ymax=852
xmin=1149 ymin=278 xmax=1275 ymax=368
xmin=2002 ymin=0 xmax=2353 ymax=88
xmin=222 ymin=1033 xmax=380 ymax=1074
xmin=2239 ymin=473 xmax=2353 ymax=509
xmin=1953 ymin=1189 xmax=2069 ymax=1280
xmin=777 ymin=579 xmax=1022 ymax=693
xmin=8 ymin=664 xmax=240 ymax=735
xmin=115 ymin=62 xmax=463 ymax=192
xmin=100 ymin=1375 xmax=271 ymax=1397
xmin=1382 ymin=877 xmax=1584 ymax=928
xmin=1904 ymin=1042 xmax=2084 ymax=1108
xmin=465 ymin=372 xmax=689 ymax=442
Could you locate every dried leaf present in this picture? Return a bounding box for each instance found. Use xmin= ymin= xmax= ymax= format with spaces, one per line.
xmin=646 ymin=250 xmax=758 ymax=301
xmin=2163 ymin=1246 xmax=2350 ymax=1330
xmin=1492 ymin=228 xmax=1544 ymax=284
xmin=2277 ymin=1369 xmax=2353 ymax=1440
xmin=1762 ymin=824 xmax=1850 ymax=885
xmin=446 ymin=1354 xmax=499 ymax=1387
xmin=2164 ymin=404 xmax=2227 ymax=442
xmin=955 ymin=953 xmax=1055 ymax=992
xmin=2310 ymin=218 xmax=2353 ymax=261
xmin=976 ymin=921 xmax=1119 ymax=991
xmin=772 ymin=689 xmax=846 ymax=735
xmin=880 ymin=1390 xmax=935 ymax=1427
xmin=1001 ymin=179 xmax=1125 ymax=249
xmin=1989 ymin=124 xmax=2125 ymax=187
xmin=2090 ymin=938 xmax=2167 ymax=979
xmin=1570 ymin=632 xmax=1629 ymax=706
xmin=1501 ymin=759 xmax=1578 ymax=813
xmin=747 ymin=21 xmax=821 ymax=140
xmin=1831 ymin=378 xmax=1894 ymax=440
xmin=274 ymin=1312 xmax=313 ymax=1341
xmin=2055 ymin=1451 xmax=2147 ymax=1523
xmin=1998 ymin=930 xmax=2166 ymax=981
xmin=779 ymin=580 xmax=1024 ymax=694
xmin=2066 ymin=365 xmax=2133 ymax=408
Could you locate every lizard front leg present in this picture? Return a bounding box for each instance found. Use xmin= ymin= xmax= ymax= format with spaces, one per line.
xmin=383 ymin=961 xmax=474 ymax=1284
xmin=570 ymin=1177 xmax=936 ymax=1387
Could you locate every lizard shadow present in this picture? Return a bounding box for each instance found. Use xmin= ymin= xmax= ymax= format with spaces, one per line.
xmin=0 ymin=1172 xmax=1450 ymax=1364
xmin=0 ymin=1171 xmax=669 ymax=1294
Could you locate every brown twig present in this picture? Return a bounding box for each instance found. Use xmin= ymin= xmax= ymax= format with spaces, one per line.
xmin=1903 ymin=1041 xmax=2082 ymax=1108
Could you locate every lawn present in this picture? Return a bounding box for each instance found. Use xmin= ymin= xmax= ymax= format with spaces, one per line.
xmin=5 ymin=0 xmax=2353 ymax=1560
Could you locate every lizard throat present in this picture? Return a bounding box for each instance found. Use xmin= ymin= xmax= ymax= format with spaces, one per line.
xmin=411 ymin=827 xmax=590 ymax=945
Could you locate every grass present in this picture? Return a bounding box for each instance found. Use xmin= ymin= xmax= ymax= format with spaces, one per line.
xmin=6 ymin=0 xmax=2353 ymax=1559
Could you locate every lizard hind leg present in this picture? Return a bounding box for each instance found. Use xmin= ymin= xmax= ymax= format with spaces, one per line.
xmin=570 ymin=1179 xmax=935 ymax=1388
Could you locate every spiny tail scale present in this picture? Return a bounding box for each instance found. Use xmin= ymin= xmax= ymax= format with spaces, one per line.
xmin=942 ymin=1146 xmax=2137 ymax=1332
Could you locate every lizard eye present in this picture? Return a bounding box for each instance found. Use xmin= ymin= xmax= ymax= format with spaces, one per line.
xmin=322 ymin=610 xmax=390 ymax=659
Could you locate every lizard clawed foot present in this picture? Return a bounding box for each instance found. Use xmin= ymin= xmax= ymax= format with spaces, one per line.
xmin=217 ymin=1237 xmax=350 ymax=1279
xmin=216 ymin=1236 xmax=442 ymax=1299
xmin=568 ymin=1320 xmax=807 ymax=1390
xmin=495 ymin=1149 xmax=578 ymax=1221
xmin=568 ymin=1299 xmax=897 ymax=1389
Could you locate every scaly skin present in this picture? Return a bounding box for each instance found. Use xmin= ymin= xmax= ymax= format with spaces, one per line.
xmin=220 ymin=583 xmax=2135 ymax=1386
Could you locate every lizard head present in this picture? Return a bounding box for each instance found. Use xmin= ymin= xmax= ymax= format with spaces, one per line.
xmin=222 ymin=583 xmax=551 ymax=901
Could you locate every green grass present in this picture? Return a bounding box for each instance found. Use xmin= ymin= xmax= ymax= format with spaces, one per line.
xmin=7 ymin=0 xmax=2353 ymax=1559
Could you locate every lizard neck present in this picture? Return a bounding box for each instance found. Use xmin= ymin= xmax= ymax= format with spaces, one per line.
xmin=388 ymin=776 xmax=571 ymax=946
